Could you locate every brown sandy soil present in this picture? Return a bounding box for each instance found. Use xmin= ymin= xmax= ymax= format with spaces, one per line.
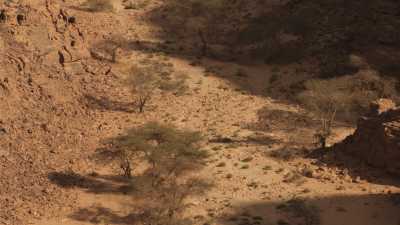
xmin=0 ymin=1 xmax=399 ymax=225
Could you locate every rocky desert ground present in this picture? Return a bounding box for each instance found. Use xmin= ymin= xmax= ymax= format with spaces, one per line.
xmin=0 ymin=0 xmax=400 ymax=225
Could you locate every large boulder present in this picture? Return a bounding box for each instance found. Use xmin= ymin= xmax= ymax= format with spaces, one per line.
xmin=338 ymin=99 xmax=400 ymax=175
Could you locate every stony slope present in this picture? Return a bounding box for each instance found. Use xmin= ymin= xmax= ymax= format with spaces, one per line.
xmin=0 ymin=0 xmax=122 ymax=223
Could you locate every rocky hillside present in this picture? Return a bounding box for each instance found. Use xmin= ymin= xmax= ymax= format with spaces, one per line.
xmin=0 ymin=0 xmax=122 ymax=223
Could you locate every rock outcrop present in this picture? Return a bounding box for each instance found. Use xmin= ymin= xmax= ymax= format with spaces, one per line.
xmin=338 ymin=99 xmax=400 ymax=175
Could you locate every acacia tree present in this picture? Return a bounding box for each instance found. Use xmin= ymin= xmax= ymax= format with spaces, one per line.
xmin=97 ymin=122 xmax=209 ymax=224
xmin=107 ymin=122 xmax=207 ymax=181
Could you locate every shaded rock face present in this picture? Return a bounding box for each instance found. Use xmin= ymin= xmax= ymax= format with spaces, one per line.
xmin=339 ymin=99 xmax=400 ymax=175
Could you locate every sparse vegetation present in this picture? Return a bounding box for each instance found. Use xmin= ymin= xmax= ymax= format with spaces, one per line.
xmin=127 ymin=60 xmax=189 ymax=113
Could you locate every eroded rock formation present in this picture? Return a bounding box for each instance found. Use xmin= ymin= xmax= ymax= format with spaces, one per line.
xmin=338 ymin=99 xmax=400 ymax=175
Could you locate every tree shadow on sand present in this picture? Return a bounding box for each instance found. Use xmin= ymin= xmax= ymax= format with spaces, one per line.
xmin=49 ymin=170 xmax=212 ymax=224
xmin=82 ymin=94 xmax=136 ymax=113
xmin=48 ymin=171 xmax=134 ymax=194
xmin=48 ymin=124 xmax=213 ymax=225
xmin=49 ymin=168 xmax=213 ymax=225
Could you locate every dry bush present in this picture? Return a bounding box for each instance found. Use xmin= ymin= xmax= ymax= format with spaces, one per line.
xmin=127 ymin=60 xmax=189 ymax=113
xmin=298 ymin=79 xmax=346 ymax=148
xmin=297 ymin=72 xmax=398 ymax=147
xmin=127 ymin=65 xmax=160 ymax=113
xmin=81 ymin=0 xmax=114 ymax=12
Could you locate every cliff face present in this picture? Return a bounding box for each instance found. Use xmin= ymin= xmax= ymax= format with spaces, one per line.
xmin=338 ymin=99 xmax=400 ymax=175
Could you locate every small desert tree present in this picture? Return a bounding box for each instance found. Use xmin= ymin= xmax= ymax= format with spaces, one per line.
xmin=127 ymin=61 xmax=188 ymax=113
xmin=298 ymin=79 xmax=345 ymax=148
xmin=127 ymin=65 xmax=160 ymax=113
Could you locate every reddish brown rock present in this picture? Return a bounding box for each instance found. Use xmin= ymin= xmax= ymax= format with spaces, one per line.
xmin=338 ymin=99 xmax=400 ymax=175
